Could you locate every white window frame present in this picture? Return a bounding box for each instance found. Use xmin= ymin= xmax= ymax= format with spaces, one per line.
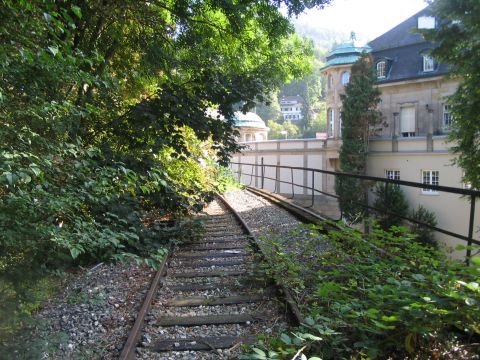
xmin=400 ymin=106 xmax=416 ymax=137
xmin=421 ymin=170 xmax=439 ymax=194
xmin=385 ymin=169 xmax=400 ymax=180
xmin=443 ymin=104 xmax=453 ymax=129
xmin=376 ymin=61 xmax=386 ymax=79
xmin=341 ymin=71 xmax=350 ymax=86
xmin=423 ymin=54 xmax=434 ymax=72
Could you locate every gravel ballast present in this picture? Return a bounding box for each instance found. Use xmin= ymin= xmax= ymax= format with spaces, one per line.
xmin=24 ymin=189 xmax=317 ymax=359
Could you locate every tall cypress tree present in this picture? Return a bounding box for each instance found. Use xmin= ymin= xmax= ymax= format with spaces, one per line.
xmin=336 ymin=53 xmax=382 ymax=222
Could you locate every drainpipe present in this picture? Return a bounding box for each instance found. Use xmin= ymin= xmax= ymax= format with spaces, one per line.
xmin=392 ymin=112 xmax=399 ymax=152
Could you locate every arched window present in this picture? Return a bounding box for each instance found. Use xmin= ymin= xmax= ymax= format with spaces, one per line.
xmin=245 ymin=133 xmax=252 ymax=142
xmin=341 ymin=71 xmax=350 ymax=86
xmin=376 ymin=61 xmax=386 ymax=79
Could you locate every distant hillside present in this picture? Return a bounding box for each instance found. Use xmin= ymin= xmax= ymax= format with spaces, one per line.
xmin=292 ymin=20 xmax=350 ymax=51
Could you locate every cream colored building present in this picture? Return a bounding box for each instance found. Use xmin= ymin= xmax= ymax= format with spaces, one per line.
xmin=232 ymin=7 xmax=479 ymax=259
xmin=322 ymin=7 xmax=478 ymax=257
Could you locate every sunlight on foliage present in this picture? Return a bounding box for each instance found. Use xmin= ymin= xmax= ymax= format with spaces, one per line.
xmin=242 ymin=221 xmax=480 ymax=359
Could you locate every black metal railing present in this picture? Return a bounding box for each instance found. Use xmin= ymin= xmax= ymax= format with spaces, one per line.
xmin=230 ymin=160 xmax=480 ymax=262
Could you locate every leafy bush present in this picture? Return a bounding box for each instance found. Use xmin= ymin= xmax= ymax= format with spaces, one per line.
xmin=216 ymin=166 xmax=243 ymax=193
xmin=242 ymin=221 xmax=480 ymax=359
xmin=409 ymin=205 xmax=438 ymax=246
xmin=373 ymin=183 xmax=409 ymax=230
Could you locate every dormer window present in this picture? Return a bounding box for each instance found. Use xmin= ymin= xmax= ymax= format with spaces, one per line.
xmin=423 ymin=54 xmax=435 ymax=72
xmin=418 ymin=16 xmax=435 ymax=29
xmin=341 ymin=71 xmax=350 ymax=86
xmin=376 ymin=61 xmax=386 ymax=79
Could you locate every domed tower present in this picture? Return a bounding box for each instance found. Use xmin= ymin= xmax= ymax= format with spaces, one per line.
xmin=233 ymin=111 xmax=269 ymax=142
xmin=322 ymin=35 xmax=371 ymax=139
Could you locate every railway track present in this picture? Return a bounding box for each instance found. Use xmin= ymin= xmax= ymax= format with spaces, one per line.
xmin=119 ymin=197 xmax=301 ymax=360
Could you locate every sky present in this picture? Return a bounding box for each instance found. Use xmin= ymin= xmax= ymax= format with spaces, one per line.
xmin=293 ymin=0 xmax=430 ymax=44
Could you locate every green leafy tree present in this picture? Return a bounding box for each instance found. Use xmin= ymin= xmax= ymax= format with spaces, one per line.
xmin=336 ymin=53 xmax=382 ymax=222
xmin=0 ymin=0 xmax=334 ymax=351
xmin=424 ymin=0 xmax=480 ymax=189
xmin=303 ymin=101 xmax=327 ymax=138
xmin=280 ymin=42 xmax=324 ymax=132
xmin=255 ymin=92 xmax=283 ymax=122
xmin=267 ymin=120 xmax=300 ymax=139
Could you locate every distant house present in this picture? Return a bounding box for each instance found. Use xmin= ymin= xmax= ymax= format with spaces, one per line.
xmin=279 ymin=95 xmax=304 ymax=122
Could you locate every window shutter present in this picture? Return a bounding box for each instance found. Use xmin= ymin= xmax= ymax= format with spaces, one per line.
xmin=400 ymin=107 xmax=415 ymax=133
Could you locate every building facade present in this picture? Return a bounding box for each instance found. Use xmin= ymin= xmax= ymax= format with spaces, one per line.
xmin=320 ymin=6 xmax=474 ymax=256
xmin=232 ymin=6 xmax=479 ymax=259
xmin=233 ymin=111 xmax=269 ymax=142
xmin=279 ymin=95 xmax=304 ymax=122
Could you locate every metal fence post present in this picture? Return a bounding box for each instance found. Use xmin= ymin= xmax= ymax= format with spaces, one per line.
xmin=291 ymin=168 xmax=295 ymax=198
xmin=466 ymin=195 xmax=476 ymax=265
xmin=274 ymin=164 xmax=279 ymax=193
xmin=384 ymin=182 xmax=389 ymax=215
xmin=261 ymin=157 xmax=264 ymax=189
xmin=310 ymin=170 xmax=315 ymax=207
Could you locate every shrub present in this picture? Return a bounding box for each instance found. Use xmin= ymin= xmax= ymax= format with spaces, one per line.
xmin=373 ymin=183 xmax=409 ymax=230
xmin=409 ymin=205 xmax=438 ymax=246
xmin=241 ymin=221 xmax=480 ymax=359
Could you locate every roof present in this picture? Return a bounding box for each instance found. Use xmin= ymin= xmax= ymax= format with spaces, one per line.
xmin=372 ymin=43 xmax=449 ymax=84
xmin=368 ymin=5 xmax=450 ymax=83
xmin=280 ymin=95 xmax=304 ymax=103
xmin=233 ymin=111 xmax=267 ymax=129
xmin=368 ymin=7 xmax=432 ymax=51
xmin=324 ymin=41 xmax=371 ymax=69
xmin=325 ymin=55 xmax=364 ymax=67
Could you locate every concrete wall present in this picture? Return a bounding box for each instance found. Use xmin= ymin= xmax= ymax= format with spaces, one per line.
xmin=232 ymin=137 xmax=479 ymax=260
xmin=231 ymin=139 xmax=340 ymax=196
xmin=367 ymin=139 xmax=479 ymax=258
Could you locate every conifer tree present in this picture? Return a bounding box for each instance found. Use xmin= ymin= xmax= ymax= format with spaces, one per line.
xmin=336 ymin=53 xmax=382 ymax=222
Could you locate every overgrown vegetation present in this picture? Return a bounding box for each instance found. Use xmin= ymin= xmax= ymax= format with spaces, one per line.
xmin=336 ymin=53 xmax=382 ymax=222
xmin=241 ymin=221 xmax=480 ymax=359
xmin=1 ymin=0 xmax=331 ymax=352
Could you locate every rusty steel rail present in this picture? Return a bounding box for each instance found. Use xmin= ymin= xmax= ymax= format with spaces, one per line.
xmin=219 ymin=195 xmax=305 ymax=325
xmin=244 ymin=186 xmax=393 ymax=258
xmin=119 ymin=197 xmax=306 ymax=357
xmin=119 ymin=244 xmax=172 ymax=360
